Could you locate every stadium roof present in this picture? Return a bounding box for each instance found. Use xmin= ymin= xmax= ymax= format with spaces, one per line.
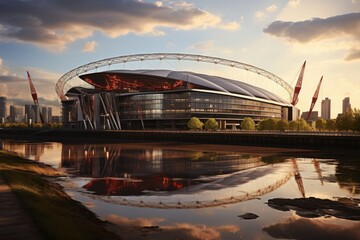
xmin=74 ymin=69 xmax=288 ymax=104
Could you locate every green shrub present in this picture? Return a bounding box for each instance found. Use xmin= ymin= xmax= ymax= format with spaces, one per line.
xmin=187 ymin=117 xmax=203 ymax=130
xmin=204 ymin=118 xmax=218 ymax=130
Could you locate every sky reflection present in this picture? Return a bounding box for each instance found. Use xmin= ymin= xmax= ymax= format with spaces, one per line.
xmin=263 ymin=216 xmax=360 ymax=240
xmin=105 ymin=214 xmax=240 ymax=240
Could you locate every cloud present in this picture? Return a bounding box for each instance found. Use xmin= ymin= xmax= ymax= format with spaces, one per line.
xmin=345 ymin=49 xmax=360 ymax=61
xmin=82 ymin=41 xmax=97 ymax=52
xmin=264 ymin=12 xmax=360 ymax=61
xmin=190 ymin=40 xmax=215 ymax=52
xmin=189 ymin=40 xmax=231 ymax=55
xmin=264 ymin=12 xmax=360 ymax=42
xmin=267 ymin=4 xmax=278 ymax=13
xmin=175 ymin=1 xmax=194 ymax=8
xmin=255 ymin=11 xmax=265 ymax=19
xmin=288 ymin=0 xmax=301 ymax=8
xmin=105 ymin=215 xmax=239 ymax=240
xmin=263 ymin=217 xmax=360 ymax=240
xmin=0 ymin=0 xmax=239 ymax=51
xmin=255 ymin=4 xmax=278 ymax=19
xmin=218 ymin=21 xmax=240 ymax=31
xmin=155 ymin=1 xmax=163 ymax=7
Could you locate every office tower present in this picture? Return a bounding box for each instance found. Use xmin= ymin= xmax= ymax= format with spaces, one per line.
xmin=9 ymin=106 xmax=23 ymax=123
xmin=301 ymin=111 xmax=318 ymax=122
xmin=42 ymin=107 xmax=48 ymax=123
xmin=342 ymin=97 xmax=351 ymax=114
xmin=25 ymin=104 xmax=40 ymax=123
xmin=321 ymin=97 xmax=331 ymax=120
xmin=48 ymin=107 xmax=53 ymax=123
xmin=0 ymin=97 xmax=6 ymax=123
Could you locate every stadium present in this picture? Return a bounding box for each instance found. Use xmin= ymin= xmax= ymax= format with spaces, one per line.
xmin=56 ymin=53 xmax=298 ymax=130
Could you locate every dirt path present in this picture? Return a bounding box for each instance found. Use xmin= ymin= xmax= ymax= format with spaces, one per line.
xmin=0 ymin=177 xmax=44 ymax=240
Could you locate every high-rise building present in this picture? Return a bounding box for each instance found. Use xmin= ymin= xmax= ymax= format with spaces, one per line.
xmin=25 ymin=104 xmax=40 ymax=124
xmin=321 ymin=97 xmax=331 ymax=120
xmin=41 ymin=107 xmax=48 ymax=123
xmin=0 ymin=97 xmax=6 ymax=123
xmin=9 ymin=106 xmax=23 ymax=123
xmin=301 ymin=111 xmax=318 ymax=122
xmin=48 ymin=107 xmax=53 ymax=123
xmin=342 ymin=97 xmax=351 ymax=114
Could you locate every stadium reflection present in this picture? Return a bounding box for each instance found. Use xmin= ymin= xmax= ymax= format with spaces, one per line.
xmin=58 ymin=144 xmax=294 ymax=209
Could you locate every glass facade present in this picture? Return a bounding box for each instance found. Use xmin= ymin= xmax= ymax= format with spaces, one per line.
xmin=118 ymin=92 xmax=191 ymax=120
xmin=117 ymin=90 xmax=282 ymax=123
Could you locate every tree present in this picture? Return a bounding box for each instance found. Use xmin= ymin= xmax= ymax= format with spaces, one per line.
xmin=353 ymin=109 xmax=360 ymax=131
xmin=187 ymin=117 xmax=203 ymax=130
xmin=288 ymin=119 xmax=312 ymax=131
xmin=204 ymin=118 xmax=218 ymax=130
xmin=258 ymin=118 xmax=278 ymax=130
xmin=326 ymin=119 xmax=336 ymax=131
xmin=336 ymin=110 xmax=354 ymax=131
xmin=298 ymin=118 xmax=312 ymax=131
xmin=276 ymin=119 xmax=289 ymax=131
xmin=288 ymin=121 xmax=298 ymax=130
xmin=315 ymin=118 xmax=326 ymax=131
xmin=241 ymin=117 xmax=255 ymax=130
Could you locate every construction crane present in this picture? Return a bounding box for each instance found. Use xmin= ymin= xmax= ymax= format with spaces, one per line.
xmin=27 ymin=71 xmax=45 ymax=124
xmin=291 ymin=61 xmax=306 ymax=106
xmin=306 ymin=76 xmax=323 ymax=121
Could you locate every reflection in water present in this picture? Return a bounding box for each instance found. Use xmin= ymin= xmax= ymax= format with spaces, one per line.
xmin=292 ymin=159 xmax=305 ymax=198
xmin=61 ymin=144 xmax=268 ymax=178
xmin=263 ymin=216 xmax=360 ymax=240
xmin=313 ymin=159 xmax=324 ymax=185
xmin=83 ymin=176 xmax=188 ymax=196
xmin=336 ymin=159 xmax=360 ymax=195
xmin=60 ymin=144 xmax=292 ymax=208
xmin=2 ymin=140 xmax=360 ymax=239
xmin=0 ymin=140 xmax=54 ymax=162
xmin=106 ymin=215 xmax=240 ymax=240
xmin=267 ymin=197 xmax=360 ymax=220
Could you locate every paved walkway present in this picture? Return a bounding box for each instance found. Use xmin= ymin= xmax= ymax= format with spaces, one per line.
xmin=0 ymin=177 xmax=43 ymax=240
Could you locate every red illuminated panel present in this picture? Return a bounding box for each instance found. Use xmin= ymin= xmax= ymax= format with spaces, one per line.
xmin=83 ymin=176 xmax=186 ymax=196
xmin=82 ymin=73 xmax=197 ymax=92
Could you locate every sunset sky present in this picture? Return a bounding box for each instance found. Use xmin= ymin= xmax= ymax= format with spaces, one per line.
xmin=0 ymin=0 xmax=359 ymax=118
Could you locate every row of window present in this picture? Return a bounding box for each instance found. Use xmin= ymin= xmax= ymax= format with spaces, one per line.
xmin=118 ymin=92 xmax=283 ymax=120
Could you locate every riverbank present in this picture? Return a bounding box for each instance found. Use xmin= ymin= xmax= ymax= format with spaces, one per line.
xmin=1 ymin=128 xmax=360 ymax=150
xmin=0 ymin=150 xmax=120 ymax=240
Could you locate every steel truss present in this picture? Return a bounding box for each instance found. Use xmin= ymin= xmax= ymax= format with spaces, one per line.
xmin=56 ymin=53 xmax=294 ymax=101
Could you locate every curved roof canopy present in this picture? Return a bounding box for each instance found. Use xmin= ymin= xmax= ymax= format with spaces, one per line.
xmin=74 ymin=69 xmax=288 ymax=104
xmin=56 ymin=53 xmax=294 ymax=101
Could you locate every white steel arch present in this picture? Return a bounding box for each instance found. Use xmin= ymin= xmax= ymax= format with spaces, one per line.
xmin=84 ymin=170 xmax=292 ymax=209
xmin=56 ymin=53 xmax=294 ymax=101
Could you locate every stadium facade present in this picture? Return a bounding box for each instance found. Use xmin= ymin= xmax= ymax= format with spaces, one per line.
xmin=61 ymin=69 xmax=297 ymax=130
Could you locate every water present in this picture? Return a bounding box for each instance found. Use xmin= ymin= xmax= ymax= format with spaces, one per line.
xmin=1 ymin=140 xmax=360 ymax=239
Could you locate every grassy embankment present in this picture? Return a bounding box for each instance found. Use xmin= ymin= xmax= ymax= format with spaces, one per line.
xmin=0 ymin=150 xmax=120 ymax=240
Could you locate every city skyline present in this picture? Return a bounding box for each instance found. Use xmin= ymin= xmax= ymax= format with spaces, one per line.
xmin=0 ymin=97 xmax=56 ymax=123
xmin=0 ymin=0 xmax=359 ymax=118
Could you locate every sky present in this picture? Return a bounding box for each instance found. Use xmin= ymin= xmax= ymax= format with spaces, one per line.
xmin=0 ymin=0 xmax=359 ymax=118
